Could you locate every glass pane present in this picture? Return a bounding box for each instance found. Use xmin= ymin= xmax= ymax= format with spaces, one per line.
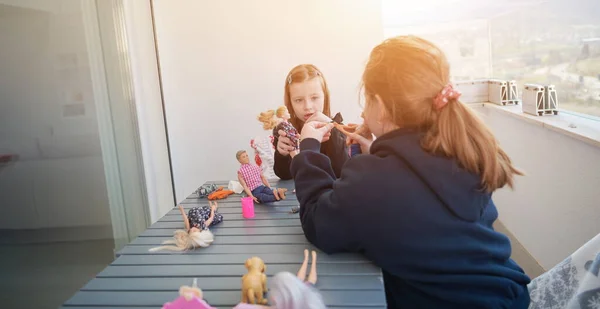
xmin=382 ymin=1 xmax=492 ymax=80
xmin=490 ymin=0 xmax=600 ymax=118
xmin=0 ymin=1 xmax=139 ymax=308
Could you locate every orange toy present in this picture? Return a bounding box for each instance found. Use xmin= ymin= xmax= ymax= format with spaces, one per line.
xmin=208 ymin=187 xmax=235 ymax=200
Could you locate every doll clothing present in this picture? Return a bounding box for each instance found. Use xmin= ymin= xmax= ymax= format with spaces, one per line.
xmin=188 ymin=206 xmax=223 ymax=230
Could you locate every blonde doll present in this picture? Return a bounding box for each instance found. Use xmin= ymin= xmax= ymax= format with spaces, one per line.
xmin=149 ymin=202 xmax=223 ymax=252
xmin=257 ymin=106 xmax=299 ymax=150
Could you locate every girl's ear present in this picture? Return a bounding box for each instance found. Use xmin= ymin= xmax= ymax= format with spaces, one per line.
xmin=374 ymin=94 xmax=389 ymax=123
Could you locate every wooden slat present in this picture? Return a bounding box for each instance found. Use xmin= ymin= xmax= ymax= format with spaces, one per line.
xmin=82 ymin=276 xmax=384 ymax=291
xmin=97 ymin=263 xmax=380 ymax=277
xmin=112 ymin=253 xmax=367 ymax=265
xmin=64 ymin=290 xmax=386 ymax=307
xmin=159 ymin=213 xmax=298 ymax=222
xmin=117 ymin=244 xmax=320 ymax=255
xmin=180 ymin=198 xmax=299 ymax=206
xmin=147 ymin=219 xmax=301 ymax=229
xmin=140 ymin=226 xmax=304 ymax=237
xmin=166 ymin=205 xmax=296 ymax=215
xmin=130 ymin=234 xmax=310 ymax=245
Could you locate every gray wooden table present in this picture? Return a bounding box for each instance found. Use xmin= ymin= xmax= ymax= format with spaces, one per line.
xmin=62 ymin=180 xmax=386 ymax=308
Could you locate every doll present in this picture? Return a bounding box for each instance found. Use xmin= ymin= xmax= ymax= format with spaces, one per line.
xmin=237 ymin=150 xmax=286 ymax=203
xmin=162 ymin=278 xmax=216 ymax=309
xmin=149 ymin=202 xmax=223 ymax=252
xmin=234 ymin=249 xmax=325 ymax=309
xmin=257 ymin=106 xmax=299 ymax=150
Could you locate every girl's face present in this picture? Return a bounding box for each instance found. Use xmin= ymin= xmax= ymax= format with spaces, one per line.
xmin=190 ymin=227 xmax=200 ymax=233
xmin=288 ymin=78 xmax=325 ymax=123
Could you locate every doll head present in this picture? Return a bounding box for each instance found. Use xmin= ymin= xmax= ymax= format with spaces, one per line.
xmin=269 ymin=272 xmax=326 ymax=309
xmin=149 ymin=229 xmax=214 ymax=252
xmin=236 ymin=150 xmax=250 ymax=164
xmin=275 ymin=106 xmax=291 ymax=121
xmin=257 ymin=106 xmax=288 ymax=131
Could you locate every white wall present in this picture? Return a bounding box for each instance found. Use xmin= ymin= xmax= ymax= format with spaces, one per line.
xmin=0 ymin=2 xmax=111 ymax=229
xmin=152 ymin=0 xmax=383 ymax=202
xmin=474 ymin=105 xmax=600 ymax=270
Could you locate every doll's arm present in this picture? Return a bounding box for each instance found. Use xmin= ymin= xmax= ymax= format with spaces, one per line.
xmin=204 ymin=204 xmax=216 ymax=228
xmin=238 ymin=172 xmax=254 ymax=198
xmin=260 ymin=173 xmax=270 ymax=188
xmin=179 ymin=205 xmax=191 ymax=231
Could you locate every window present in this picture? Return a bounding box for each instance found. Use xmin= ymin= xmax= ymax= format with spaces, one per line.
xmin=382 ymin=0 xmax=600 ymax=117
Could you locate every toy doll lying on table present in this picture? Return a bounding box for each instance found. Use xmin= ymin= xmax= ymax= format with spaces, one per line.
xmin=234 ymin=249 xmax=326 ymax=309
xmin=149 ymin=201 xmax=223 ymax=252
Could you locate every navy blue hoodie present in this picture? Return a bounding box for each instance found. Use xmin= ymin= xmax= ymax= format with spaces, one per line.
xmin=290 ymin=128 xmax=531 ymax=309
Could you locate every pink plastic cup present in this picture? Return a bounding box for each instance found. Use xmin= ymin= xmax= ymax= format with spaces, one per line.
xmin=241 ymin=197 xmax=255 ymax=219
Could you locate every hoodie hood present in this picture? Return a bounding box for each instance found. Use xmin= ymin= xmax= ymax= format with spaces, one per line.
xmin=371 ymin=128 xmax=490 ymax=222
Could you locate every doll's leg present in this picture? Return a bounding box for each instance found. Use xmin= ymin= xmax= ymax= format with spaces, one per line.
xmin=308 ymin=250 xmax=318 ymax=285
xmin=277 ymin=188 xmax=287 ymax=199
xmin=296 ymin=249 xmax=309 ymax=281
xmin=253 ymin=186 xmax=276 ymax=203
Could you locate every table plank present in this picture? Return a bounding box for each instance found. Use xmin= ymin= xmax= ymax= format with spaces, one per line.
xmin=140 ymin=226 xmax=304 ymax=237
xmin=98 ymin=263 xmax=380 ymax=277
xmin=63 ymin=179 xmax=386 ymax=308
xmin=159 ymin=213 xmax=299 ymax=221
xmin=64 ymin=290 xmax=386 ymax=307
xmin=147 ymin=219 xmax=301 ymax=229
xmin=130 ymin=234 xmax=310 ymax=245
xmin=112 ymin=253 xmax=367 ymax=265
xmin=180 ymin=198 xmax=299 ymax=207
xmin=117 ymin=244 xmax=320 ymax=255
xmin=82 ymin=276 xmax=384 ymax=291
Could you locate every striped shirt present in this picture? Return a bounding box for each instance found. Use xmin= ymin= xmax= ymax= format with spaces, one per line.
xmin=238 ymin=163 xmax=263 ymax=191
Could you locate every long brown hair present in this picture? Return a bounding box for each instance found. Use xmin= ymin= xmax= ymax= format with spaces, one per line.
xmin=284 ymin=64 xmax=331 ymax=130
xmin=362 ymin=36 xmax=523 ymax=192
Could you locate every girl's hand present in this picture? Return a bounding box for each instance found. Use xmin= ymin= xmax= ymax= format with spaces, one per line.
xmin=276 ymin=130 xmax=296 ymax=156
xmin=346 ymin=131 xmax=373 ymax=154
xmin=300 ymin=122 xmax=334 ymax=143
xmin=306 ymin=111 xmax=332 ymax=124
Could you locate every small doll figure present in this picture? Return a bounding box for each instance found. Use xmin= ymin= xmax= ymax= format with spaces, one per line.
xmin=162 ymin=278 xmax=216 ymax=309
xmin=149 ymin=202 xmax=223 ymax=252
xmin=236 ymin=150 xmax=287 ymax=204
xmin=258 ymin=106 xmax=299 ymax=150
xmin=334 ymin=112 xmax=372 ymax=157
xmin=233 ymin=249 xmax=325 ymax=309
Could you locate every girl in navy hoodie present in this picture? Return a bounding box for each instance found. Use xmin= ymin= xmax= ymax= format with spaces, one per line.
xmin=290 ymin=36 xmax=531 ymax=309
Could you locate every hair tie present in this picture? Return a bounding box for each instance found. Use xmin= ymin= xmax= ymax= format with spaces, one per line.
xmin=433 ymin=84 xmax=461 ymax=110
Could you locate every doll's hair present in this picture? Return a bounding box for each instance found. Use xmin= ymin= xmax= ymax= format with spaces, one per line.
xmin=257 ymin=106 xmax=288 ymax=130
xmin=269 ymin=272 xmax=326 ymax=309
xmin=149 ymin=229 xmax=214 ymax=252
xmin=236 ymin=150 xmax=247 ymax=160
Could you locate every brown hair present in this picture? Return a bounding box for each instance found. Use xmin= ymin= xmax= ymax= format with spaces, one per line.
xmin=284 ymin=64 xmax=331 ymax=130
xmin=257 ymin=106 xmax=289 ymax=130
xmin=361 ymin=36 xmax=522 ymax=192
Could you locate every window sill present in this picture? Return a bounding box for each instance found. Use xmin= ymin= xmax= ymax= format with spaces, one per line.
xmin=472 ymin=103 xmax=600 ymax=149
